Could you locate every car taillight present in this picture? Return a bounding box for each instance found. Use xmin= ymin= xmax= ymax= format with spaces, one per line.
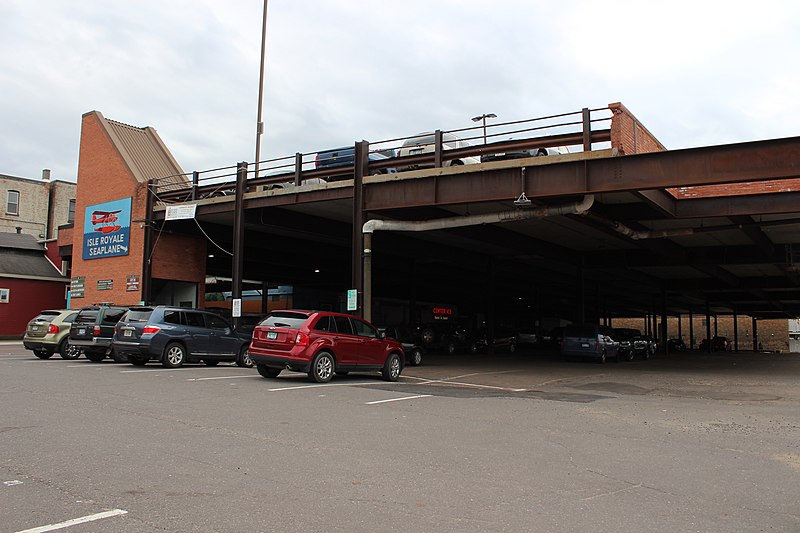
xmin=295 ymin=332 xmax=309 ymax=346
xmin=47 ymin=324 xmax=58 ymax=334
xmin=93 ymin=325 xmax=101 ymax=335
xmin=143 ymin=325 xmax=161 ymax=334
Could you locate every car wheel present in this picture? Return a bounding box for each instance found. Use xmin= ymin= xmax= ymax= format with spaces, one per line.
xmin=382 ymin=353 xmax=402 ymax=382
xmin=85 ymin=351 xmax=105 ymax=362
xmin=162 ymin=342 xmax=186 ymax=368
xmin=421 ymin=327 xmax=435 ymax=345
xmin=625 ymin=350 xmax=634 ymax=362
xmin=309 ymin=351 xmax=334 ymax=383
xmin=598 ymin=351 xmax=607 ymax=364
xmin=469 ymin=342 xmax=479 ymax=354
xmin=203 ymin=360 xmax=220 ymax=366
xmin=60 ymin=340 xmax=81 ymax=360
xmin=237 ymin=345 xmax=254 ymax=368
xmin=508 ymin=342 xmax=517 ymax=354
xmin=410 ymin=348 xmax=423 ymax=366
xmin=643 ymin=349 xmax=651 ymax=360
xmin=129 ymin=357 xmax=147 ymax=366
xmin=257 ymin=364 xmax=281 ymax=378
xmin=446 ymin=340 xmax=456 ymax=355
xmin=450 ymin=160 xmax=464 ymax=166
xmin=33 ymin=349 xmax=53 ymax=359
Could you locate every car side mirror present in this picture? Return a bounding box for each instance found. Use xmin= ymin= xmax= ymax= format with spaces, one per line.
xmin=378 ymin=331 xmax=386 ymax=339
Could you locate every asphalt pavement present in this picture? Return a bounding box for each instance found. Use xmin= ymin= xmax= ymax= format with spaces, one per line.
xmin=2 ymin=343 xmax=799 ymax=532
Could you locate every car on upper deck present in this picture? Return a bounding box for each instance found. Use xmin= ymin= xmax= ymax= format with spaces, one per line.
xmin=396 ymin=132 xmax=480 ymax=169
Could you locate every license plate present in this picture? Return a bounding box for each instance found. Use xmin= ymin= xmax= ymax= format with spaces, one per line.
xmin=410 ymin=148 xmax=424 ymax=154
xmin=78 ymin=328 xmax=86 ymax=335
xmin=31 ymin=326 xmax=38 ymax=331
xmin=267 ymin=331 xmax=277 ymax=340
xmin=124 ymin=330 xmax=132 ymax=337
xmin=581 ymin=343 xmax=590 ymax=348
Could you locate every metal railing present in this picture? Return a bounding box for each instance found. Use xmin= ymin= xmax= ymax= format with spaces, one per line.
xmin=150 ymin=106 xmax=613 ymax=205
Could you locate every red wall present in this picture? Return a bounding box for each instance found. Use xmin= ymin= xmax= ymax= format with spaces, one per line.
xmin=0 ymin=277 xmax=68 ymax=337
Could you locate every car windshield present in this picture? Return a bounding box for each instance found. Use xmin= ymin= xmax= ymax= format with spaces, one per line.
xmin=32 ymin=312 xmax=59 ymax=322
xmin=261 ymin=312 xmax=308 ymax=329
xmin=74 ymin=310 xmax=98 ymax=324
xmin=125 ymin=309 xmax=153 ymax=322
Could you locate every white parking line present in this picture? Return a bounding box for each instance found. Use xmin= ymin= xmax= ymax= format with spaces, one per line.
xmin=366 ymin=394 xmax=432 ymax=405
xmin=187 ymin=375 xmax=259 ymax=382
xmin=16 ymin=509 xmax=128 ymax=533
xmin=403 ymin=374 xmax=527 ymax=392
xmin=268 ymin=381 xmax=386 ymax=392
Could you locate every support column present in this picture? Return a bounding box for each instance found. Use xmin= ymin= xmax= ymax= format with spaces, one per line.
xmin=231 ymin=162 xmax=247 ymax=330
xmin=677 ymin=313 xmax=683 ymax=342
xmin=577 ymin=257 xmax=585 ymax=324
xmin=141 ymin=180 xmax=154 ymax=305
xmin=660 ymin=288 xmax=668 ymax=355
xmin=733 ymin=310 xmax=739 ymax=352
xmin=753 ymin=317 xmax=759 ymax=351
xmin=488 ymin=258 xmax=496 ymax=355
xmin=689 ymin=310 xmax=694 ymax=350
xmin=363 ymin=232 xmax=373 ymax=323
xmin=705 ymin=300 xmax=712 ymax=353
xmin=261 ymin=281 xmax=269 ymax=315
xmin=353 ymin=141 xmax=368 ymax=318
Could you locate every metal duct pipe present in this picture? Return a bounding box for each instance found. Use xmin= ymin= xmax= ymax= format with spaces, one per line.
xmin=363 ymin=194 xmax=594 ymax=235
xmin=361 ymin=195 xmax=594 ymax=321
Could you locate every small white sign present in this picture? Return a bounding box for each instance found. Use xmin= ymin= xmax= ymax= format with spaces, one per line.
xmin=346 ymin=289 xmax=358 ymax=311
xmin=165 ymin=204 xmax=197 ymax=221
xmin=232 ymin=298 xmax=242 ymax=318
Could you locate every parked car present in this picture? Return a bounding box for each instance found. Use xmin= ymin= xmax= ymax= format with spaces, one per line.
xmin=631 ymin=335 xmax=657 ymax=359
xmin=540 ymin=326 xmax=565 ymax=349
xmin=379 ymin=325 xmax=424 ymax=366
xmin=468 ymin=328 xmax=518 ymax=354
xmin=699 ymin=336 xmax=729 ymax=352
xmin=667 ymin=338 xmax=687 ymax=352
xmin=113 ymin=306 xmax=253 ymax=368
xmin=315 ymin=147 xmax=397 ymax=178
xmin=249 ymin=310 xmax=404 ymax=383
xmin=416 ymin=322 xmax=469 ymax=355
xmin=480 ymin=147 xmax=562 ymax=163
xmin=613 ymin=328 xmax=641 ymax=362
xmin=397 ymin=132 xmax=480 ymax=169
xmin=561 ymin=324 xmax=620 ymax=363
xmin=23 ymin=309 xmax=81 ymax=359
xmin=69 ymin=304 xmax=129 ymax=362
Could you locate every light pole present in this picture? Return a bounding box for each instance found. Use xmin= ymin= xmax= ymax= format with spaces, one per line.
xmin=471 ymin=113 xmax=497 ymax=144
xmin=254 ymin=0 xmax=269 ymax=177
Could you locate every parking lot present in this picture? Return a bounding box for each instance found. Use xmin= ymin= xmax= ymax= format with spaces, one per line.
xmin=2 ymin=342 xmax=799 ymax=532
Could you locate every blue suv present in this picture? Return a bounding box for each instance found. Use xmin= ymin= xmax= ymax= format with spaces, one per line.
xmin=113 ymin=306 xmax=253 ymax=368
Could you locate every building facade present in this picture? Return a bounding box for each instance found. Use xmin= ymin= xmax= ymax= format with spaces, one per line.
xmin=0 ymin=170 xmax=76 ymax=240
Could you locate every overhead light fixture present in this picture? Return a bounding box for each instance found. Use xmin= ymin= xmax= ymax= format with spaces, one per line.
xmin=208 ymin=254 xmax=215 ymax=258
xmin=314 ymin=269 xmax=320 ymax=273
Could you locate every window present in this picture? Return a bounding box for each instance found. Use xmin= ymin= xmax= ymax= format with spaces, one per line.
xmin=313 ymin=316 xmax=333 ymax=332
xmin=68 ymin=199 xmax=76 ymax=223
xmin=185 ymin=312 xmax=205 ymax=328
xmin=333 ymin=315 xmax=354 ymax=336
xmin=352 ymin=318 xmax=377 ymax=338
xmin=205 ymin=313 xmax=230 ymax=330
xmin=163 ymin=310 xmax=183 ymax=325
xmin=7 ymin=191 xmax=19 ymax=215
xmin=0 ymin=288 xmax=8 ymax=303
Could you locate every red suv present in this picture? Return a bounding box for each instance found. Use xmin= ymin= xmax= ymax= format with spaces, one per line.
xmin=249 ymin=310 xmax=405 ymax=383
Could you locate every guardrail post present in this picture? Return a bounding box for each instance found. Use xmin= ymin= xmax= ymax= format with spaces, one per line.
xmin=294 ymin=152 xmax=302 ymax=186
xmin=434 ymin=130 xmax=443 ymax=168
xmin=191 ymin=171 xmax=199 ymax=201
xmin=231 ymin=162 xmax=247 ymax=329
xmin=582 ymin=107 xmax=591 ymax=152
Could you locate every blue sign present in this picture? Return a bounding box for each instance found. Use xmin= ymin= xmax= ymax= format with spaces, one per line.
xmin=82 ymin=197 xmax=132 ymax=260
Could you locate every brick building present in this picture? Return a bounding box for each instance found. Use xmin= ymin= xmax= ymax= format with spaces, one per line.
xmin=57 ymin=111 xmax=206 ymax=309
xmin=0 ymin=170 xmax=76 ymax=239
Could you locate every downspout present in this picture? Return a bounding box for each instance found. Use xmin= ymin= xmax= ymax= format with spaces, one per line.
xmin=362 ymin=195 xmax=594 ymax=322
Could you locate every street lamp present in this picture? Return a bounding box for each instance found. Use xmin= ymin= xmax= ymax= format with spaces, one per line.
xmin=254 ymin=0 xmax=269 ymax=176
xmin=471 ymin=113 xmax=497 ymax=144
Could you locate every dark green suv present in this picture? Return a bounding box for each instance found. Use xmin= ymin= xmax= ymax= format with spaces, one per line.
xmin=69 ymin=304 xmax=129 ymax=362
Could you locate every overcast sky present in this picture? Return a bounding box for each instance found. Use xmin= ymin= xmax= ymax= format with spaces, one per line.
xmin=2 ymin=0 xmax=799 ymax=182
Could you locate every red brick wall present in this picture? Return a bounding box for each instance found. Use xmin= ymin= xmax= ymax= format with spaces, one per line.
xmin=609 ymin=102 xmax=667 ymax=155
xmin=0 ymin=277 xmax=68 ymax=337
xmin=672 ymin=180 xmax=800 ymax=199
xmin=70 ymin=112 xmax=147 ymax=307
xmin=151 ymin=233 xmax=206 ymax=304
xmin=612 ymin=315 xmax=790 ymax=352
